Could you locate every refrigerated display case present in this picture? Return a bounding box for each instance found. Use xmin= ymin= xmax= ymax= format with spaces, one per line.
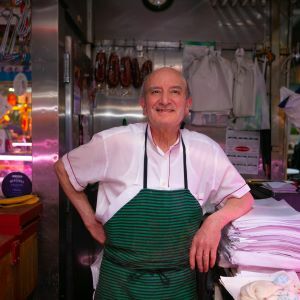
xmin=0 ymin=71 xmax=32 ymax=195
xmin=0 ymin=0 xmax=32 ymax=195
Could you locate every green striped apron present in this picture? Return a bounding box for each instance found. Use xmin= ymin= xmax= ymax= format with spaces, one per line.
xmin=95 ymin=127 xmax=203 ymax=299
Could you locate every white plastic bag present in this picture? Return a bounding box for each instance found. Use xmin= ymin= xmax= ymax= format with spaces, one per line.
xmin=279 ymin=87 xmax=300 ymax=128
xmin=183 ymin=45 xmax=233 ymax=113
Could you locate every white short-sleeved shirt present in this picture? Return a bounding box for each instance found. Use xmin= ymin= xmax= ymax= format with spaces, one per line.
xmin=62 ymin=122 xmax=250 ymax=224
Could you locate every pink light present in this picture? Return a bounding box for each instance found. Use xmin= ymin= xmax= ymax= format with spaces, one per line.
xmin=12 ymin=142 xmax=32 ymax=147
xmin=0 ymin=155 xmax=32 ymax=162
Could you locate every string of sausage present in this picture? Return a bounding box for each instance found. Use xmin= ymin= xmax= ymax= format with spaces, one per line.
xmin=141 ymin=59 xmax=153 ymax=82
xmin=131 ymin=58 xmax=142 ymax=88
xmin=95 ymin=51 xmax=107 ymax=84
xmin=95 ymin=51 xmax=153 ymax=89
xmin=107 ymin=52 xmax=120 ymax=88
xmin=120 ymin=56 xmax=132 ymax=88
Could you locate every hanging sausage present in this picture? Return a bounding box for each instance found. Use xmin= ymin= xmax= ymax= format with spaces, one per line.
xmin=131 ymin=58 xmax=142 ymax=88
xmin=120 ymin=56 xmax=132 ymax=88
xmin=141 ymin=59 xmax=153 ymax=81
xmin=95 ymin=50 xmax=107 ymax=84
xmin=107 ymin=52 xmax=120 ymax=88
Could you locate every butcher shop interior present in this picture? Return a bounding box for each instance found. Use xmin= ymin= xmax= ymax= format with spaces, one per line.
xmin=0 ymin=0 xmax=300 ymax=299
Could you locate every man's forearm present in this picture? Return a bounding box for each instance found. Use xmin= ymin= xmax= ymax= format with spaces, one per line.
xmin=189 ymin=191 xmax=254 ymax=271
xmin=206 ymin=191 xmax=254 ymax=231
xmin=54 ymin=159 xmax=95 ymax=227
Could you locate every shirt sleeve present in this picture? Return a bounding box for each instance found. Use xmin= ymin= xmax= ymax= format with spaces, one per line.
xmin=206 ymin=145 xmax=250 ymax=211
xmin=61 ymin=133 xmax=108 ymax=191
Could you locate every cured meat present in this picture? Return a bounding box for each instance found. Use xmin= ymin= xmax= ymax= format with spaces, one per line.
xmin=131 ymin=58 xmax=142 ymax=88
xmin=141 ymin=59 xmax=153 ymax=81
xmin=107 ymin=52 xmax=120 ymax=88
xmin=120 ymin=56 xmax=132 ymax=87
xmin=94 ymin=51 xmax=107 ymax=84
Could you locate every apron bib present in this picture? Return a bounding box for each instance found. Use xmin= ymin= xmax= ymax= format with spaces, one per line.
xmin=95 ymin=127 xmax=203 ymax=299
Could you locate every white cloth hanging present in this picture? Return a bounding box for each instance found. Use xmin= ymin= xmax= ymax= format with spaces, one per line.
xmin=231 ymin=48 xmax=256 ymax=117
xmin=183 ymin=45 xmax=233 ymax=113
xmin=228 ymin=57 xmax=270 ymax=130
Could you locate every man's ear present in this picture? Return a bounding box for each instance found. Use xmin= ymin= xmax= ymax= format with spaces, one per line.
xmin=185 ymin=97 xmax=192 ymax=115
xmin=139 ymin=97 xmax=147 ymax=115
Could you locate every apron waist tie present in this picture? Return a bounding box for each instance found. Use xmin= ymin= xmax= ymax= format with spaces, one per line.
xmin=128 ymin=269 xmax=170 ymax=285
xmin=104 ymin=251 xmax=189 ymax=286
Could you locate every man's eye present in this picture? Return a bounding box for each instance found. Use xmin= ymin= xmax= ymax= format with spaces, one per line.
xmin=151 ymin=90 xmax=161 ymax=94
xmin=171 ymin=89 xmax=180 ymax=94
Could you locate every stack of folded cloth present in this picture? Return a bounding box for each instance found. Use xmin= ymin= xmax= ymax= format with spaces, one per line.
xmin=219 ymin=198 xmax=300 ymax=271
xmin=262 ymin=181 xmax=298 ymax=193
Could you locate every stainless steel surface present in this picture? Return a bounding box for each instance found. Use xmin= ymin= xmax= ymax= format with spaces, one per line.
xmin=85 ymin=0 xmax=93 ymax=58
xmin=94 ymin=0 xmax=269 ymax=45
xmin=31 ymin=0 xmax=59 ymax=299
xmin=32 ymin=2 xmax=93 ymax=299
xmin=64 ymin=52 xmax=70 ymax=83
xmin=64 ymin=36 xmax=74 ymax=153
xmin=93 ymin=93 xmax=145 ymax=132
xmin=62 ymin=35 xmax=96 ymax=300
xmin=62 ymin=0 xmax=88 ymax=38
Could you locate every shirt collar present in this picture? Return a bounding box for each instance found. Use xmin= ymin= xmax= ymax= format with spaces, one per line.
xmin=147 ymin=123 xmax=181 ymax=156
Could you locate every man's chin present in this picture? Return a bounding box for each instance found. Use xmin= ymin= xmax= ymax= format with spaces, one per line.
xmin=150 ymin=121 xmax=181 ymax=130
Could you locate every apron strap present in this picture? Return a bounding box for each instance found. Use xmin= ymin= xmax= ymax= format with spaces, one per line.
xmin=143 ymin=126 xmax=148 ymax=189
xmin=181 ymin=137 xmax=188 ymax=190
xmin=144 ymin=125 xmax=188 ymax=189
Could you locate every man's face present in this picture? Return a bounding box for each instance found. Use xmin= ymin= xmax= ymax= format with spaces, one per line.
xmin=140 ymin=68 xmax=191 ymax=130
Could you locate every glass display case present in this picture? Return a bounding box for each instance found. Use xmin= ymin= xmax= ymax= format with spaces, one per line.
xmin=0 ymin=68 xmax=32 ymax=196
xmin=0 ymin=0 xmax=32 ymax=196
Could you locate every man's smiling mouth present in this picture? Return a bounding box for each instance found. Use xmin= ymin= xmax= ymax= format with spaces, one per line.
xmin=155 ymin=108 xmax=174 ymax=112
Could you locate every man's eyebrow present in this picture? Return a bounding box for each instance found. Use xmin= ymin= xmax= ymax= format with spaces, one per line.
xmin=169 ymin=85 xmax=184 ymax=90
xmin=146 ymin=85 xmax=184 ymax=91
xmin=148 ymin=85 xmax=183 ymax=89
xmin=147 ymin=86 xmax=162 ymax=90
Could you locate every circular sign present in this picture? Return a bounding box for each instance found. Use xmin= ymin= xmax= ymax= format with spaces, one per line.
xmin=2 ymin=172 xmax=32 ymax=198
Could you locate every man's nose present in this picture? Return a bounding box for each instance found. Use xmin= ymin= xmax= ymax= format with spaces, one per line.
xmin=160 ymin=92 xmax=169 ymax=104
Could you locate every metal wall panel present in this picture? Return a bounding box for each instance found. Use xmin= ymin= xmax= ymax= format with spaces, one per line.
xmin=94 ymin=0 xmax=268 ymax=45
xmin=31 ymin=1 xmax=59 ymax=298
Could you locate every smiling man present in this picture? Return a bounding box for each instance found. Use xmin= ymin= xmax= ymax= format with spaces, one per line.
xmin=140 ymin=68 xmax=192 ymax=153
xmin=55 ymin=67 xmax=253 ymax=299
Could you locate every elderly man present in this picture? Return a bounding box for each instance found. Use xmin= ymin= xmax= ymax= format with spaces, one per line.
xmin=55 ymin=67 xmax=253 ymax=299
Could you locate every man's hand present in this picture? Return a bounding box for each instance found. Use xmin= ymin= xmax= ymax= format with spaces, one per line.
xmin=189 ymin=215 xmax=221 ymax=273
xmin=54 ymin=160 xmax=107 ymax=245
xmin=189 ymin=192 xmax=254 ymax=273
xmin=86 ymin=218 xmax=106 ymax=245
